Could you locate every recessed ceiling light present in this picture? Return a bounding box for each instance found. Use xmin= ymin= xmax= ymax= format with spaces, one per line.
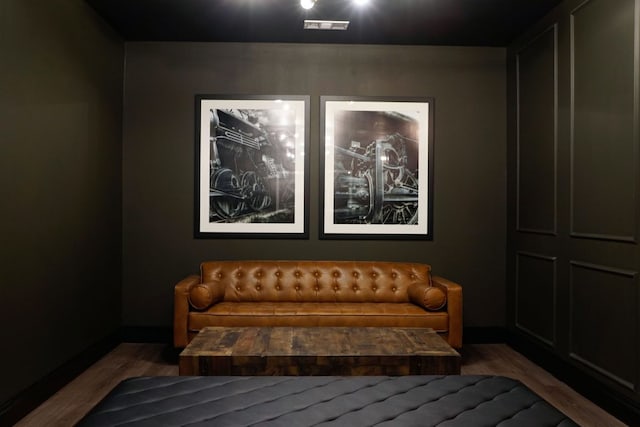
xmin=304 ymin=20 xmax=350 ymax=31
xmin=300 ymin=0 xmax=316 ymax=10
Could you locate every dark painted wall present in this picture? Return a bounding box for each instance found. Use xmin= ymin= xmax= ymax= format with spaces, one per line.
xmin=0 ymin=0 xmax=123 ymax=406
xmin=508 ymin=0 xmax=640 ymax=414
xmin=122 ymin=43 xmax=507 ymax=329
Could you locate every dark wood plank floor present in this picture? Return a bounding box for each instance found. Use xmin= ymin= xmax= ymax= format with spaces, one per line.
xmin=15 ymin=343 xmax=627 ymax=427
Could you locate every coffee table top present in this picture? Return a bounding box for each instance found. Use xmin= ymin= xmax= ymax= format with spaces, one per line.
xmin=181 ymin=326 xmax=459 ymax=358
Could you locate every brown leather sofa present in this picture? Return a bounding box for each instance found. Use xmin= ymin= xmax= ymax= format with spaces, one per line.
xmin=174 ymin=260 xmax=463 ymax=349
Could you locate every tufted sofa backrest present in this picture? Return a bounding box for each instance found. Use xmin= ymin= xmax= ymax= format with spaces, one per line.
xmin=200 ymin=260 xmax=431 ymax=303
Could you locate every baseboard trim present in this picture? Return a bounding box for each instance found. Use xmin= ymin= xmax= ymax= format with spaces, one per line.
xmin=463 ymin=326 xmax=508 ymax=344
xmin=0 ymin=331 xmax=120 ymax=427
xmin=508 ymin=332 xmax=640 ymax=426
xmin=119 ymin=326 xmax=172 ymax=344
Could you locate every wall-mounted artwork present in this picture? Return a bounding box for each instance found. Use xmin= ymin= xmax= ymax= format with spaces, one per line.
xmin=320 ymin=96 xmax=434 ymax=240
xmin=195 ymin=95 xmax=309 ymax=238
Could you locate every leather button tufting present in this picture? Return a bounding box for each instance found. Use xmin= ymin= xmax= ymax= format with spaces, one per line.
xmin=314 ymin=286 xmax=320 ymax=291
xmin=255 ymin=285 xmax=261 ymax=291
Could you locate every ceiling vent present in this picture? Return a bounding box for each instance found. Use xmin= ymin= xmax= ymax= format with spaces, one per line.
xmin=303 ymin=20 xmax=350 ymax=31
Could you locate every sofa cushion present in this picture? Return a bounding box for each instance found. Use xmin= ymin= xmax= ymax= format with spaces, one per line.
xmin=408 ymin=282 xmax=447 ymax=311
xmin=188 ymin=302 xmax=449 ymax=332
xmin=188 ymin=282 xmax=225 ymax=310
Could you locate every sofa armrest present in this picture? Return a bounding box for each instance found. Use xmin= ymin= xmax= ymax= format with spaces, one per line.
xmin=432 ymin=275 xmax=463 ymax=349
xmin=173 ymin=274 xmax=201 ymax=348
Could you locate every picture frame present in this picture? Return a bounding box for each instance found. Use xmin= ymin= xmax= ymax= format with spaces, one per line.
xmin=195 ymin=95 xmax=309 ymax=238
xmin=320 ymin=96 xmax=434 ymax=240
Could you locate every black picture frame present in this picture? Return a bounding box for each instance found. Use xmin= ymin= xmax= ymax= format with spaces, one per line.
xmin=195 ymin=95 xmax=310 ymax=239
xmin=320 ymin=96 xmax=434 ymax=240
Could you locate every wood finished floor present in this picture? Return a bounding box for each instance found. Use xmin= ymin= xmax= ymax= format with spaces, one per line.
xmin=15 ymin=343 xmax=627 ymax=427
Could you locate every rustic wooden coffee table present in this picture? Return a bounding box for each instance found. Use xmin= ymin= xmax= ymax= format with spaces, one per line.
xmin=179 ymin=326 xmax=460 ymax=376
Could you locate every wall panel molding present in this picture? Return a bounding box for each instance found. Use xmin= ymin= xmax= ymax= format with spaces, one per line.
xmin=515 ymin=251 xmax=557 ymax=346
xmin=508 ymin=0 xmax=640 ymax=419
xmin=569 ymin=0 xmax=639 ymax=243
xmin=569 ymin=260 xmax=638 ymax=390
xmin=516 ymin=24 xmax=558 ymax=236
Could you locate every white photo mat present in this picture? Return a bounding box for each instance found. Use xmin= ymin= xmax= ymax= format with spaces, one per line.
xmin=321 ymin=97 xmax=433 ymax=239
xmin=196 ymin=96 xmax=308 ymax=237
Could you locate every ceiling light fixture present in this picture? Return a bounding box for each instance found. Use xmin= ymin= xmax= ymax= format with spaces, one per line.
xmin=302 ymin=0 xmax=368 ymax=10
xmin=303 ymin=20 xmax=350 ymax=30
xmin=300 ymin=0 xmax=316 ymax=10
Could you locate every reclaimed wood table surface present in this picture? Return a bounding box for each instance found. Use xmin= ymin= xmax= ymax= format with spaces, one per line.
xmin=179 ymin=326 xmax=460 ymax=376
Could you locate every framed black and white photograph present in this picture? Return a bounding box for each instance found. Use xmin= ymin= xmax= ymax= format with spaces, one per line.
xmin=195 ymin=95 xmax=309 ymax=238
xmin=320 ymin=96 xmax=434 ymax=240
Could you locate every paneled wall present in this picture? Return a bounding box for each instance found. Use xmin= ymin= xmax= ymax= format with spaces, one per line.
xmin=507 ymin=0 xmax=640 ymax=415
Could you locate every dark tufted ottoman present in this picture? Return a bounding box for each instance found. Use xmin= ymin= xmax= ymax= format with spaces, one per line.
xmin=77 ymin=375 xmax=578 ymax=426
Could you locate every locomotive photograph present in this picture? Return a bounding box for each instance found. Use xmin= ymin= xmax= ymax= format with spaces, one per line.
xmin=321 ymin=97 xmax=433 ymax=239
xmin=196 ymin=96 xmax=308 ymax=237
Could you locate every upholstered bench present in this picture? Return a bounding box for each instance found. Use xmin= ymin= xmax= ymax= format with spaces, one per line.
xmin=77 ymin=375 xmax=578 ymax=426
